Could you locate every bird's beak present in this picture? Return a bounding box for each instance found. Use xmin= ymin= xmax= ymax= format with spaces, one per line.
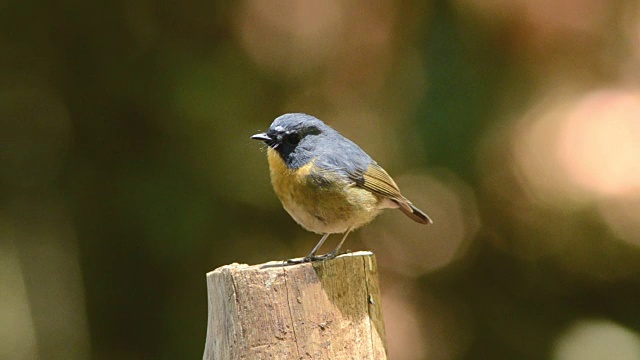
xmin=250 ymin=132 xmax=272 ymax=142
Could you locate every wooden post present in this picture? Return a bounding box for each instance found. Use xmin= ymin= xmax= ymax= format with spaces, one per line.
xmin=202 ymin=251 xmax=387 ymax=359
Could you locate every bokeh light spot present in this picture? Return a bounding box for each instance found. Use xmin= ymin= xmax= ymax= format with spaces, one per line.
xmin=554 ymin=319 xmax=640 ymax=360
xmin=236 ymin=0 xmax=344 ymax=75
xmin=558 ymin=89 xmax=640 ymax=196
xmin=364 ymin=171 xmax=480 ymax=276
xmin=513 ymin=88 xmax=640 ymax=206
xmin=598 ymin=194 xmax=640 ymax=248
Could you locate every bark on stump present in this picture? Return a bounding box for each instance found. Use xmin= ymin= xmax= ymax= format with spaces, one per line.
xmin=203 ymin=251 xmax=387 ymax=359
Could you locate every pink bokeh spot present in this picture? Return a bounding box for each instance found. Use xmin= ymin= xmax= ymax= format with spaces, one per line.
xmin=557 ymin=89 xmax=640 ymax=196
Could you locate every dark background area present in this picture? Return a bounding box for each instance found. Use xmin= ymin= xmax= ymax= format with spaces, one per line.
xmin=2 ymin=1 xmax=640 ymax=359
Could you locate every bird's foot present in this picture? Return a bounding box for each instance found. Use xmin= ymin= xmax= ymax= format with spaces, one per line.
xmin=310 ymin=250 xmax=344 ymax=261
xmin=286 ymin=256 xmax=318 ymax=265
xmin=285 ymin=253 xmax=339 ymax=264
xmin=285 ymin=257 xmax=306 ymax=265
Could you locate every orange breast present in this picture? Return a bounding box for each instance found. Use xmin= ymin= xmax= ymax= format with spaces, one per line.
xmin=266 ymin=148 xmax=382 ymax=234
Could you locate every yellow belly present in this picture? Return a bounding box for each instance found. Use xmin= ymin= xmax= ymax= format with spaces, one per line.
xmin=267 ymin=149 xmax=381 ymax=234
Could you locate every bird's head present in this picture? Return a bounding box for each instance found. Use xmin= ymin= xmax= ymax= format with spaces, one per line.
xmin=251 ymin=113 xmax=328 ymax=161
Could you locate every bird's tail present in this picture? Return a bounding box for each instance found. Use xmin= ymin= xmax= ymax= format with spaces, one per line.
xmin=398 ymin=200 xmax=432 ymax=225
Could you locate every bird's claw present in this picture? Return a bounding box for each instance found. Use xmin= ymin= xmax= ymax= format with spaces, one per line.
xmin=285 ymin=256 xmax=315 ymax=265
xmin=285 ymin=252 xmax=341 ymax=265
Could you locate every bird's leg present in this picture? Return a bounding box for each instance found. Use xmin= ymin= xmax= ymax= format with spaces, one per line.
xmin=317 ymin=229 xmax=352 ymax=260
xmin=307 ymin=233 xmax=331 ymax=258
xmin=286 ymin=233 xmax=330 ymax=264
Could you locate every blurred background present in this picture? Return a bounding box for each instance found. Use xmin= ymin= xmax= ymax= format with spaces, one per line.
xmin=2 ymin=0 xmax=640 ymax=359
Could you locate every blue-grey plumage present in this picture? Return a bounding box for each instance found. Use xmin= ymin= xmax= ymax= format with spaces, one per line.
xmin=251 ymin=113 xmax=431 ymax=263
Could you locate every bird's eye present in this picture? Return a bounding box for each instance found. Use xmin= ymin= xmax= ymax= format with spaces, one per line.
xmin=285 ymin=132 xmax=301 ymax=145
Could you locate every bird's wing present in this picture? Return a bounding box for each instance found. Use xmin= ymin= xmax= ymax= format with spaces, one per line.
xmin=312 ymin=137 xmax=432 ymax=225
xmin=312 ymin=137 xmax=402 ymax=199
xmin=353 ymin=163 xmax=432 ymax=225
xmin=355 ymin=163 xmax=403 ymax=200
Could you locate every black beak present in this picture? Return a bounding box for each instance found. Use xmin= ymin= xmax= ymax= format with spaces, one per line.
xmin=250 ymin=132 xmax=272 ymax=142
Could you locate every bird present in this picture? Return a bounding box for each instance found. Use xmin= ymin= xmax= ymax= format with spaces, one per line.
xmin=251 ymin=113 xmax=431 ymax=263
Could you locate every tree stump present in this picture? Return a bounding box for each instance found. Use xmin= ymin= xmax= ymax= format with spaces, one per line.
xmin=202 ymin=251 xmax=387 ymax=359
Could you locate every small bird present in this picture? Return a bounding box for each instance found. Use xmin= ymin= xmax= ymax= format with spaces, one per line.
xmin=251 ymin=113 xmax=431 ymax=263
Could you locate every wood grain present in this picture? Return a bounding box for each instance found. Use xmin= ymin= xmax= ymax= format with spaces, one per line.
xmin=203 ymin=251 xmax=387 ymax=359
